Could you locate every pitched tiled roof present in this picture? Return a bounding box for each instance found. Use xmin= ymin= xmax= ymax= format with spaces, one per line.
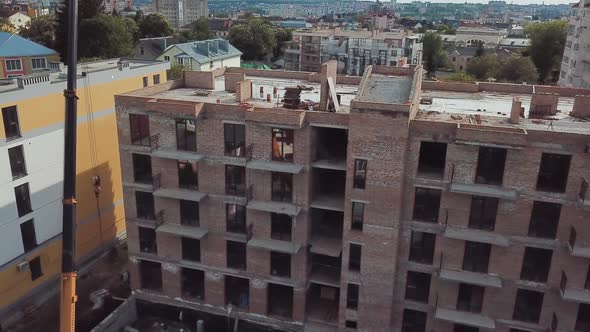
xmin=0 ymin=32 xmax=57 ymax=57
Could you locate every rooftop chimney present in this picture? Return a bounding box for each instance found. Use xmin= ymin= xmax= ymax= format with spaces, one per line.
xmin=509 ymin=97 xmax=522 ymax=124
xmin=319 ymin=60 xmax=338 ymax=112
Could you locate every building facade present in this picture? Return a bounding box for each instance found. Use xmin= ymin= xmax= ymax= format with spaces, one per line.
xmin=0 ymin=32 xmax=60 ymax=78
xmin=559 ymin=1 xmax=590 ymax=88
xmin=116 ymin=63 xmax=590 ymax=332
xmin=152 ymin=0 xmax=208 ymax=29
xmin=156 ymin=39 xmax=241 ymax=72
xmin=0 ymin=59 xmax=169 ymax=328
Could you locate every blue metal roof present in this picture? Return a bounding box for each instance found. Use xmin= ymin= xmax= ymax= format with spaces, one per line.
xmin=0 ymin=32 xmax=58 ymax=58
xmin=168 ymin=38 xmax=242 ymax=64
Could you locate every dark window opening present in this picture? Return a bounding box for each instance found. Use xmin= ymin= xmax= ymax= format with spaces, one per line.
xmin=181 ymin=268 xmax=204 ymax=299
xmin=475 ymin=147 xmax=507 ymax=185
xmin=8 ymin=145 xmax=26 ymax=179
xmin=132 ymin=153 xmax=152 ymax=184
xmin=224 ymin=123 xmax=246 ymax=157
xmin=306 ymin=283 xmax=339 ymax=323
xmin=520 ymin=247 xmax=552 ymax=283
xmin=20 ymin=219 xmax=37 ymax=252
xmin=409 ymin=231 xmax=436 ymax=265
xmin=153 ymin=74 xmax=160 ymax=85
xmin=129 ymin=114 xmax=150 ymax=146
xmin=225 ymin=165 xmax=246 ymax=196
xmin=176 ymin=119 xmax=197 ymax=152
xmin=463 ymin=241 xmax=491 ymax=273
xmin=272 ymin=128 xmax=294 ymax=162
xmin=413 ymin=187 xmax=441 ymax=223
xmin=271 ymin=172 xmax=293 ymax=202
xmin=346 ymin=283 xmax=359 ymax=310
xmin=513 ymin=289 xmax=543 ymax=323
xmin=353 ymin=159 xmax=367 ymax=189
xmin=142 ymin=76 xmax=148 ymax=87
xmin=314 ymin=127 xmax=347 ymax=162
xmin=180 ymin=200 xmax=199 ymax=227
xmin=271 ymin=213 xmax=292 ymax=241
xmin=576 ymin=303 xmax=590 ymax=332
xmin=417 ymin=141 xmax=447 ymax=178
xmin=140 ymin=260 xmax=162 ymax=291
xmin=182 ymin=237 xmax=200 ymax=262
xmin=178 ymin=160 xmax=198 ymax=189
xmin=2 ymin=105 xmax=21 ymax=140
xmin=312 ymin=168 xmax=345 ymax=204
xmin=138 ymin=227 xmax=157 ymax=254
xmin=225 ymin=275 xmax=249 ymax=308
xmin=454 ymin=325 xmax=479 ymax=332
xmin=536 ymin=153 xmax=571 ymax=193
xmin=585 ymin=266 xmax=590 ymax=290
xmin=345 ymin=320 xmax=358 ymax=329
xmin=310 ymin=253 xmax=341 ymax=285
xmin=227 ymin=241 xmax=246 ymax=270
xmin=349 ymin=243 xmax=361 ymax=271
xmin=135 ymin=191 xmax=155 ymax=220
xmin=226 ymin=204 xmax=246 ymax=234
xmin=405 ymin=271 xmax=431 ymax=303
xmin=457 ymin=283 xmax=484 ymax=313
xmin=268 ymin=283 xmax=293 ymax=318
xmin=402 ymin=309 xmax=427 ymax=332
xmin=509 ymin=329 xmax=530 ymax=332
xmin=468 ymin=196 xmax=498 ymax=231
xmin=14 ymin=183 xmax=32 ymax=217
xmin=30 ymin=256 xmax=42 ymax=281
xmin=270 ymin=251 xmax=291 ymax=277
xmin=311 ymin=209 xmax=343 ymax=242
xmin=351 ymin=202 xmax=364 ymax=231
xmin=528 ymin=201 xmax=561 ymax=239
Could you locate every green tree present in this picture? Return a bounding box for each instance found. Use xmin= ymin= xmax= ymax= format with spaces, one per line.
xmin=273 ymin=27 xmax=293 ymax=58
xmin=524 ymin=20 xmax=567 ymax=83
xmin=466 ymin=54 xmax=501 ymax=80
xmin=168 ymin=63 xmax=187 ymax=80
xmin=0 ymin=17 xmax=15 ymax=33
xmin=421 ymin=31 xmax=447 ymax=76
xmin=498 ymin=57 xmax=539 ymax=83
xmin=78 ymin=15 xmax=133 ymax=59
xmin=228 ymin=17 xmax=276 ymax=60
xmin=124 ymin=17 xmax=139 ymax=42
xmin=177 ymin=17 xmax=209 ymax=42
xmin=56 ymin=0 xmax=104 ymax=60
xmin=133 ymin=10 xmax=144 ymax=23
xmin=138 ymin=13 xmax=173 ymax=38
xmin=447 ymin=71 xmax=475 ymax=82
xmin=20 ymin=15 xmax=57 ymax=49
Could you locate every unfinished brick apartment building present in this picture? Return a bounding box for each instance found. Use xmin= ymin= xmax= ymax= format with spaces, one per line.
xmin=115 ymin=61 xmax=590 ymax=332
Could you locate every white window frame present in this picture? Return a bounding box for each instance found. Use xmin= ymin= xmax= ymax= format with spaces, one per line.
xmin=5 ymin=59 xmax=23 ymax=72
xmin=31 ymin=57 xmax=47 ymax=70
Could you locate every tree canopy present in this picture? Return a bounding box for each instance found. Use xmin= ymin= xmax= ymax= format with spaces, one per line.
xmin=0 ymin=17 xmax=15 ymax=33
xmin=56 ymin=0 xmax=104 ymax=60
xmin=228 ymin=17 xmax=276 ymax=60
xmin=137 ymin=13 xmax=173 ymax=38
xmin=20 ymin=15 xmax=57 ymax=49
xmin=466 ymin=54 xmax=538 ymax=84
xmin=421 ymin=31 xmax=447 ymax=76
xmin=78 ymin=15 xmax=133 ymax=59
xmin=524 ymin=20 xmax=567 ymax=83
xmin=176 ymin=17 xmax=210 ymax=42
xmin=466 ymin=54 xmax=501 ymax=79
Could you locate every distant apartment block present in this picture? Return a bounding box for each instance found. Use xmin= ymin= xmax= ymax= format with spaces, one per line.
xmin=0 ymin=58 xmax=169 ymax=329
xmin=116 ymin=62 xmax=590 ymax=332
xmin=559 ymin=1 xmax=590 ymax=88
xmin=284 ymin=29 xmax=422 ymax=76
xmin=152 ymin=0 xmax=208 ymax=29
xmin=103 ymin=0 xmax=133 ymax=13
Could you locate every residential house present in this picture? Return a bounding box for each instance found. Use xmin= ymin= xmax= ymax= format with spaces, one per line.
xmin=447 ymin=46 xmax=514 ymax=72
xmin=0 ymin=10 xmax=30 ymax=31
xmin=157 ymin=38 xmax=242 ymax=71
xmin=0 ymin=32 xmax=59 ymax=78
xmin=133 ymin=36 xmax=178 ymax=60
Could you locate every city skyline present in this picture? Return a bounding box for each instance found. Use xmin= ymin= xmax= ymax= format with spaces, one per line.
xmin=396 ymin=0 xmax=572 ymax=5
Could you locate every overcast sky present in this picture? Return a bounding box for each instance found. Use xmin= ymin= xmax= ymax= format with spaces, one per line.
xmin=396 ymin=0 xmax=573 ymax=4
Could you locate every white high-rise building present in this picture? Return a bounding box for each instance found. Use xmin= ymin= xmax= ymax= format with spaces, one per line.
xmin=153 ymin=0 xmax=208 ymax=29
xmin=559 ymin=1 xmax=590 ymax=87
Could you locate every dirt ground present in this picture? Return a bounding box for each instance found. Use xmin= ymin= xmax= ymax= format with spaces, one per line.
xmin=6 ymin=243 xmax=131 ymax=332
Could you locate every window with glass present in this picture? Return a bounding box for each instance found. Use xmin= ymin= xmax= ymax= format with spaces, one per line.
xmin=2 ymin=105 xmax=21 ymax=140
xmin=353 ymin=159 xmax=367 ymax=189
xmin=176 ymin=119 xmax=197 ymax=151
xmin=8 ymin=145 xmax=26 ymax=179
xmin=5 ymin=59 xmax=22 ymax=71
xmin=14 ymin=183 xmax=32 ymax=217
xmin=224 ymin=123 xmax=246 ymax=157
xmin=31 ymin=58 xmax=46 ymax=69
xmin=351 ymin=201 xmax=364 ymax=231
xmin=153 ymin=74 xmax=160 ymax=84
xmin=271 ymin=128 xmax=294 ymax=162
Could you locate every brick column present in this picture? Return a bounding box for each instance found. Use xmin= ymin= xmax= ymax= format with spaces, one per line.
xmin=205 ymin=271 xmax=225 ymax=306
xmin=162 ymin=262 xmax=181 ymax=298
xmin=249 ymin=278 xmax=267 ymax=315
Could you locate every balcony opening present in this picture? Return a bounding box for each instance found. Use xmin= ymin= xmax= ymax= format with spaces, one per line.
xmin=457 ymin=283 xmax=484 ymax=313
xmin=8 ymin=145 xmax=27 ymax=179
xmin=468 ymin=196 xmax=498 ymax=231
xmin=412 ymin=187 xmax=441 ymax=223
xmin=345 ymin=320 xmax=357 ymax=329
xmin=270 ymin=251 xmax=291 ymax=278
xmin=29 ymin=256 xmax=42 ymax=281
xmin=409 ymin=231 xmax=436 ymax=265
xmin=2 ymin=105 xmax=21 ymax=140
xmin=513 ymin=289 xmax=543 ymax=323
xmin=226 ymin=204 xmax=246 ymax=234
xmin=181 ymin=268 xmax=204 ymax=300
xmin=349 ymin=243 xmax=362 ymax=271
xmin=140 ymin=260 xmax=162 ymax=291
xmin=353 ymin=159 xmax=367 ymax=189
xmin=454 ymin=325 xmax=479 ymax=332
xmin=225 ymin=165 xmax=246 ymax=196
xmin=14 ymin=183 xmax=32 ymax=217
xmin=310 ymin=253 xmax=341 ymax=285
xmin=402 ymin=309 xmax=427 ymax=332
xmin=129 ymin=113 xmax=149 ymax=146
xmin=224 ymin=123 xmax=245 ymax=157
xmin=475 ymin=147 xmax=507 ymax=185
xmin=180 ymin=200 xmax=199 ymax=227
xmin=227 ymin=241 xmax=246 ymax=270
xmin=417 ymin=141 xmax=447 ymax=178
xmin=346 ymin=283 xmax=359 ymax=310
xmin=20 ymin=219 xmax=37 ymax=253
xmin=138 ymin=227 xmax=157 ymax=254
xmin=351 ymin=201 xmax=364 ymax=231
xmin=313 ymin=127 xmax=347 ymax=164
xmin=225 ymin=275 xmax=249 ymax=309
xmin=311 ymin=209 xmax=343 ymax=252
xmin=306 ymin=283 xmax=339 ymax=323
xmin=520 ymin=247 xmax=552 ymax=283
xmin=312 ymin=168 xmax=345 ymax=209
xmin=181 ymin=237 xmax=200 ymax=262
xmin=176 ymin=119 xmax=196 ymax=152
xmin=178 ymin=160 xmax=198 ymax=190
xmin=271 ymin=213 xmax=292 ymax=241
xmin=268 ymin=283 xmax=293 ymax=318
xmin=135 ymin=191 xmax=155 ymax=219
xmin=132 ymin=153 xmax=152 ymax=184
xmin=271 ymin=172 xmax=293 ymax=202
xmin=272 ymin=128 xmax=294 ymax=162
xmin=576 ymin=303 xmax=590 ymax=332
xmin=463 ymin=241 xmax=491 ymax=273
xmin=536 ymin=153 xmax=571 ymax=193
xmin=405 ymin=271 xmax=431 ymax=303
xmin=528 ymin=201 xmax=561 ymax=239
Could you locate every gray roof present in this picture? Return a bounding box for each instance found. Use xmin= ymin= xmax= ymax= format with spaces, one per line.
xmin=168 ymin=38 xmax=242 ymax=64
